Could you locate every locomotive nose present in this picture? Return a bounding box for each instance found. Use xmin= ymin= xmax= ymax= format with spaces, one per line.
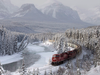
xmin=52 ymin=54 xmax=59 ymax=62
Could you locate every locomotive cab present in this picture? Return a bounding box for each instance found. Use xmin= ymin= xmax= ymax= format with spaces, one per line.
xmin=52 ymin=54 xmax=60 ymax=65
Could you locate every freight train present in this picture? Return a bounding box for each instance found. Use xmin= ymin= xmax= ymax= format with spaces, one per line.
xmin=51 ymin=42 xmax=82 ymax=65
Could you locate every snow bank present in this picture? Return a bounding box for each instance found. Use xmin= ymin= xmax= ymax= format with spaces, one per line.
xmin=39 ymin=41 xmax=53 ymax=47
xmin=26 ymin=44 xmax=45 ymax=53
xmin=29 ymin=51 xmax=57 ymax=68
xmin=87 ymin=66 xmax=100 ymax=75
xmin=0 ymin=53 xmax=22 ymax=65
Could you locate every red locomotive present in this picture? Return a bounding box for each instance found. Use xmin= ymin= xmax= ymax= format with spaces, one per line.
xmin=51 ymin=43 xmax=82 ymax=65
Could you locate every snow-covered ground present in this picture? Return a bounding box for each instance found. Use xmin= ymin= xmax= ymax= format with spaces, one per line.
xmin=0 ymin=53 xmax=22 ymax=65
xmin=12 ymin=40 xmax=58 ymax=75
xmin=29 ymin=51 xmax=57 ymax=68
xmin=87 ymin=66 xmax=100 ymax=75
xmin=27 ymin=43 xmax=45 ymax=53
xmin=27 ymin=41 xmax=57 ymax=68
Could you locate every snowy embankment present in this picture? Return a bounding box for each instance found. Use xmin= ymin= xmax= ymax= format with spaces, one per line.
xmin=87 ymin=66 xmax=100 ymax=75
xmin=0 ymin=53 xmax=22 ymax=65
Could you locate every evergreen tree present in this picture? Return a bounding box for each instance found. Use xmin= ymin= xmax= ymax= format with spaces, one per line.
xmin=77 ymin=68 xmax=81 ymax=75
xmin=20 ymin=59 xmax=27 ymax=75
xmin=36 ymin=68 xmax=40 ymax=75
xmin=0 ymin=63 xmax=5 ymax=75
xmin=57 ymin=38 xmax=63 ymax=54
xmin=48 ymin=69 xmax=52 ymax=75
xmin=44 ymin=70 xmax=47 ymax=75
xmin=63 ymin=40 xmax=68 ymax=52
xmin=33 ymin=69 xmax=35 ymax=75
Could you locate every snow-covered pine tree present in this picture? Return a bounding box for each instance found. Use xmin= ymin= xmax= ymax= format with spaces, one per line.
xmin=0 ymin=26 xmax=6 ymax=55
xmin=32 ymin=69 xmax=35 ymax=75
xmin=75 ymin=58 xmax=80 ymax=68
xmin=66 ymin=61 xmax=72 ymax=69
xmin=57 ymin=66 xmax=65 ymax=75
xmin=18 ymin=35 xmax=29 ymax=52
xmin=63 ymin=70 xmax=68 ymax=75
xmin=0 ymin=26 xmax=29 ymax=56
xmin=93 ymin=53 xmax=98 ymax=67
xmin=20 ymin=59 xmax=27 ymax=75
xmin=36 ymin=68 xmax=40 ymax=75
xmin=77 ymin=68 xmax=81 ymax=75
xmin=48 ymin=69 xmax=52 ymax=75
xmin=57 ymin=38 xmax=63 ymax=54
xmin=13 ymin=35 xmax=18 ymax=53
xmin=44 ymin=70 xmax=47 ymax=75
xmin=0 ymin=62 xmax=5 ymax=75
xmin=63 ymin=40 xmax=68 ymax=52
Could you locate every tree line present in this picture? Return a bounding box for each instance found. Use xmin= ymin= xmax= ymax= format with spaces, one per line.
xmin=0 ymin=26 xmax=29 ymax=55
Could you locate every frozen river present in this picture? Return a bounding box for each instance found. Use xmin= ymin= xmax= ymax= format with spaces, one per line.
xmin=2 ymin=41 xmax=57 ymax=72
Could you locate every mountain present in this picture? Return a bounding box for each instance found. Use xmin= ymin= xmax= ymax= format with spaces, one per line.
xmin=39 ymin=0 xmax=81 ymax=22
xmin=12 ymin=4 xmax=57 ymax=22
xmin=72 ymin=6 xmax=100 ymax=25
xmin=3 ymin=0 xmax=18 ymax=13
xmin=0 ymin=0 xmax=18 ymax=19
xmin=0 ymin=0 xmax=10 ymax=19
xmin=88 ymin=7 xmax=100 ymax=25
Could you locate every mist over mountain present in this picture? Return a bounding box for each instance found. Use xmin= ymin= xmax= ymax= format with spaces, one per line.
xmin=3 ymin=0 xmax=18 ymax=13
xmin=0 ymin=0 xmax=10 ymax=19
xmin=72 ymin=6 xmax=100 ymax=25
xmin=0 ymin=0 xmax=18 ymax=19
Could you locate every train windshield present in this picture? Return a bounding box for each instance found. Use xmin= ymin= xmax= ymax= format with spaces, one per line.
xmin=56 ymin=55 xmax=59 ymax=57
xmin=53 ymin=55 xmax=59 ymax=57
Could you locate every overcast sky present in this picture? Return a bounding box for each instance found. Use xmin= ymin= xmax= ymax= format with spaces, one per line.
xmin=10 ymin=0 xmax=100 ymax=9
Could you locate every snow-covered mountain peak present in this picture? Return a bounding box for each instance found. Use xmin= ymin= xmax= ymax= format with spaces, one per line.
xmin=39 ymin=0 xmax=81 ymax=22
xmin=12 ymin=4 xmax=37 ymax=17
xmin=40 ymin=0 xmax=62 ymax=9
xmin=20 ymin=4 xmax=35 ymax=11
xmin=0 ymin=0 xmax=18 ymax=14
xmin=45 ymin=0 xmax=61 ymax=5
xmin=72 ymin=6 xmax=100 ymax=25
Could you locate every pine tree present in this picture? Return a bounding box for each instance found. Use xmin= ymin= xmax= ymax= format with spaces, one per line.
xmin=33 ymin=69 xmax=35 ymax=75
xmin=0 ymin=62 xmax=5 ymax=75
xmin=75 ymin=58 xmax=80 ymax=68
xmin=57 ymin=39 xmax=63 ymax=54
xmin=44 ymin=70 xmax=47 ymax=75
xmin=63 ymin=70 xmax=68 ymax=75
xmin=20 ymin=59 xmax=26 ymax=75
xmin=66 ymin=61 xmax=71 ymax=69
xmin=36 ymin=68 xmax=40 ymax=75
xmin=63 ymin=40 xmax=68 ymax=52
xmin=49 ymin=69 xmax=52 ymax=75
xmin=57 ymin=66 xmax=65 ymax=75
xmin=77 ymin=68 xmax=81 ymax=75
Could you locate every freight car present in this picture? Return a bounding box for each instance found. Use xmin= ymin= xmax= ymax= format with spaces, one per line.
xmin=51 ymin=42 xmax=82 ymax=65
